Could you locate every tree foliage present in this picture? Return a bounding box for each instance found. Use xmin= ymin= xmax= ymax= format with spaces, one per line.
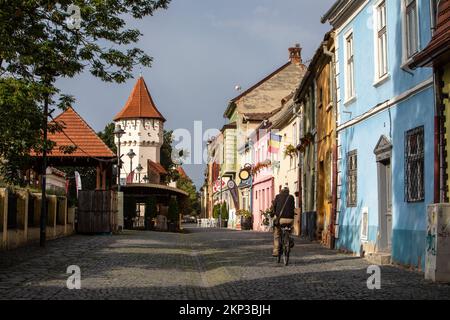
xmin=0 ymin=79 xmax=45 ymax=184
xmin=160 ymin=130 xmax=178 ymax=182
xmin=97 ymin=123 xmax=117 ymax=155
xmin=177 ymin=175 xmax=200 ymax=216
xmin=0 ymin=1 xmax=170 ymax=184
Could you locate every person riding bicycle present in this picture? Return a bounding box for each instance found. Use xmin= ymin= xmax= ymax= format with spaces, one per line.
xmin=270 ymin=183 xmax=295 ymax=257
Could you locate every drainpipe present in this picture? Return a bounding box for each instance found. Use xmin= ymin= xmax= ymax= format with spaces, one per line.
xmin=323 ymin=40 xmax=338 ymax=249
xmin=434 ymin=68 xmax=444 ymax=203
xmin=294 ymin=106 xmax=303 ymax=236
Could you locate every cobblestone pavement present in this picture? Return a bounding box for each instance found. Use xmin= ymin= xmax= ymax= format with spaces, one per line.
xmin=0 ymin=227 xmax=449 ymax=300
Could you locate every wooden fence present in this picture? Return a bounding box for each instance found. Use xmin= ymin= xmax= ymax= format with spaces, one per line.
xmin=77 ymin=190 xmax=118 ymax=234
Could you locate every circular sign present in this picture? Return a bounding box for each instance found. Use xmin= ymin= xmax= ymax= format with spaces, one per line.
xmin=239 ymin=168 xmax=250 ymax=181
xmin=227 ymin=180 xmax=236 ymax=189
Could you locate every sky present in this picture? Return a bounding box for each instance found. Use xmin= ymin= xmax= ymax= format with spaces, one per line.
xmin=57 ymin=0 xmax=336 ymax=189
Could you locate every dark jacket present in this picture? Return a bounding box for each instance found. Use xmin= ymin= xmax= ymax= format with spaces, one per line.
xmin=271 ymin=190 xmax=295 ymax=219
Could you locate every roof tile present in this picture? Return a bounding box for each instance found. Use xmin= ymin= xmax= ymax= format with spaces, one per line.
xmin=114 ymin=77 xmax=166 ymax=122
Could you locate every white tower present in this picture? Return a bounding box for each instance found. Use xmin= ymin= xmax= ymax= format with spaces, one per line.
xmin=114 ymin=77 xmax=166 ymax=184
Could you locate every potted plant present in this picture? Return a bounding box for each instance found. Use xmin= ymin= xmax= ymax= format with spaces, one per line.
xmin=237 ymin=209 xmax=253 ymax=230
xmin=167 ymin=197 xmax=179 ymax=232
xmin=213 ymin=204 xmax=220 ymax=220
xmin=221 ymin=202 xmax=229 ymax=228
xmin=283 ymin=144 xmax=297 ymax=158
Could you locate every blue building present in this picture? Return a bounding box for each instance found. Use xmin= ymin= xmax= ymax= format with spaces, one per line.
xmin=322 ymin=0 xmax=437 ymax=269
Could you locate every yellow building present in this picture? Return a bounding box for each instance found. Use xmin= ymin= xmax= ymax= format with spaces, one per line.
xmin=294 ymin=32 xmax=335 ymax=245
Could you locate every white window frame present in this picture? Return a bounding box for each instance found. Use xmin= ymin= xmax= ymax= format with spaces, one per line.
xmin=373 ymin=0 xmax=389 ymax=84
xmin=343 ymin=29 xmax=356 ymax=104
xmin=402 ymin=0 xmax=420 ymax=64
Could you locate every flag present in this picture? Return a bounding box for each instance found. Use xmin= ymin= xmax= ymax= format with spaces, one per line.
xmin=74 ymin=171 xmax=82 ymax=197
xmin=268 ymin=133 xmax=282 ymax=153
xmin=126 ymin=170 xmax=135 ymax=184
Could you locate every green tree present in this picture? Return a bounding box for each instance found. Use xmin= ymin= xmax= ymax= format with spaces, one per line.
xmin=0 ymin=1 xmax=170 ymax=184
xmin=221 ymin=202 xmax=229 ymax=221
xmin=97 ymin=123 xmax=117 ymax=155
xmin=160 ymin=130 xmax=181 ymax=183
xmin=213 ymin=204 xmax=220 ymax=219
xmin=177 ymin=175 xmax=199 ymax=216
xmin=0 ymin=79 xmax=46 ymax=184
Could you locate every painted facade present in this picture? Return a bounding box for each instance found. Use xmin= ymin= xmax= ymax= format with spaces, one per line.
xmin=323 ymin=0 xmax=435 ymax=269
xmin=315 ymin=35 xmax=337 ymax=249
xmin=211 ymin=46 xmax=306 ymax=230
xmin=251 ymin=125 xmax=274 ymax=231
xmin=295 ymin=70 xmax=317 ymax=226
xmin=270 ymin=97 xmax=302 ymax=235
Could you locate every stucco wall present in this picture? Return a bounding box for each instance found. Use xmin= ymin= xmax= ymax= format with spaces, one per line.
xmin=336 ymin=87 xmax=434 ymax=269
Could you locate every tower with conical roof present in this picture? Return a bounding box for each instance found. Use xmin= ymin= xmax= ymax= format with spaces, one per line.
xmin=114 ymin=77 xmax=166 ymax=183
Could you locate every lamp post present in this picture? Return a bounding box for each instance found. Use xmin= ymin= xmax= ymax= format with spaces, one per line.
xmin=114 ymin=124 xmax=125 ymax=191
xmin=127 ymin=149 xmax=136 ymax=183
xmin=136 ymin=163 xmax=143 ymax=183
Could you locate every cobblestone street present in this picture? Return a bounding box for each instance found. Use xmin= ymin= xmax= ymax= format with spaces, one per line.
xmin=0 ymin=227 xmax=449 ymax=300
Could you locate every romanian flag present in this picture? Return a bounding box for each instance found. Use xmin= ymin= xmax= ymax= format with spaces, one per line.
xmin=268 ymin=133 xmax=282 ymax=153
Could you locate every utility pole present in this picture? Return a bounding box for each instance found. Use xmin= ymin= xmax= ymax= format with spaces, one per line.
xmin=40 ymin=90 xmax=49 ymax=247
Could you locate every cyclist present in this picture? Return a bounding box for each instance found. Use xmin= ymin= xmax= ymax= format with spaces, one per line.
xmin=270 ymin=183 xmax=295 ymax=257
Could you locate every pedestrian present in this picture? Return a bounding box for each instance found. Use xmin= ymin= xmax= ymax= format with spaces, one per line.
xmin=270 ymin=183 xmax=295 ymax=257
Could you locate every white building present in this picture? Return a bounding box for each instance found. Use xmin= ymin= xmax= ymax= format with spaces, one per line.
xmin=113 ymin=77 xmax=166 ymax=184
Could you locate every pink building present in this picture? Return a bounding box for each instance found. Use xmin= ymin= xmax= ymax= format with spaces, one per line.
xmin=251 ymin=127 xmax=275 ymax=232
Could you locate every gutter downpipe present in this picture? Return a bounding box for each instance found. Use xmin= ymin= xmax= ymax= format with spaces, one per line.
xmin=434 ymin=68 xmax=444 ymax=203
xmin=294 ymin=104 xmax=303 ymax=237
xmin=323 ymin=40 xmax=338 ymax=249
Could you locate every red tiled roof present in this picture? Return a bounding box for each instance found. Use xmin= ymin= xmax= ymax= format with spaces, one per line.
xmin=177 ymin=166 xmax=187 ymax=178
xmin=148 ymin=160 xmax=167 ymax=175
xmin=114 ymin=77 xmax=166 ymax=122
xmin=412 ymin=0 xmax=450 ymax=67
xmin=32 ymin=107 xmax=115 ymax=158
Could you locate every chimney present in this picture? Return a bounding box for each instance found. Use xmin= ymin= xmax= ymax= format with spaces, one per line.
xmin=289 ymin=43 xmax=302 ymax=65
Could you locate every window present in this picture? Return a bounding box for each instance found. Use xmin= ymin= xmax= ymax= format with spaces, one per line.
xmin=375 ymin=1 xmax=388 ymax=78
xmin=262 ymin=189 xmax=265 ymax=209
xmin=405 ymin=0 xmax=419 ymax=58
xmin=347 ymin=150 xmax=357 ymax=207
xmin=405 ymin=126 xmax=425 ymax=202
xmin=345 ymin=32 xmax=355 ymax=100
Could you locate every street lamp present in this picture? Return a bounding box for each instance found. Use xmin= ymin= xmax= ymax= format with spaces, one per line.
xmin=114 ymin=124 xmax=125 ymax=191
xmin=136 ymin=163 xmax=143 ymax=183
xmin=127 ymin=149 xmax=136 ymax=183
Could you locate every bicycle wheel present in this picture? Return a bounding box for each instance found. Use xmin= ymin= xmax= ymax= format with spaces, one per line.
xmin=283 ymin=233 xmax=290 ymax=266
xmin=283 ymin=246 xmax=290 ymax=266
xmin=277 ymin=238 xmax=282 ymax=264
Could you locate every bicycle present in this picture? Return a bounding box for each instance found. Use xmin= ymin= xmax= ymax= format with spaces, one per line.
xmin=277 ymin=223 xmax=293 ymax=266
